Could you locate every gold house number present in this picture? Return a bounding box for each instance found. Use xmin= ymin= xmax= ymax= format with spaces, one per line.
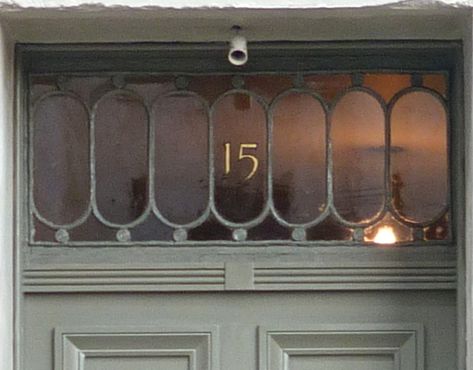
xmin=224 ymin=143 xmax=259 ymax=180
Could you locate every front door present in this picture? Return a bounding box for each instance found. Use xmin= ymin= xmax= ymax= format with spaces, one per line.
xmin=18 ymin=42 xmax=459 ymax=370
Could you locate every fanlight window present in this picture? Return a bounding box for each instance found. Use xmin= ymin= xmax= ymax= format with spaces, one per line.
xmin=29 ymin=72 xmax=449 ymax=245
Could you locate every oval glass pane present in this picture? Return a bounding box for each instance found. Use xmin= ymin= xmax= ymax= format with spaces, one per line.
xmin=213 ymin=93 xmax=267 ymax=223
xmin=272 ymin=92 xmax=326 ymax=224
xmin=332 ymin=91 xmax=385 ymax=223
xmin=154 ymin=94 xmax=209 ymax=224
xmin=33 ymin=94 xmax=90 ymax=225
xmin=95 ymin=93 xmax=149 ymax=224
xmin=390 ymin=91 xmax=448 ymax=223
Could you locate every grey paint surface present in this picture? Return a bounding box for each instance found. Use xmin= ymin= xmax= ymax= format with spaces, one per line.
xmin=23 ymin=291 xmax=455 ymax=370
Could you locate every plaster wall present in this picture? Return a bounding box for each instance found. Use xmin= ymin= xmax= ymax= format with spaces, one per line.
xmin=1 ymin=9 xmax=468 ymax=43
xmin=0 ymin=0 xmax=471 ymax=9
xmin=0 ymin=4 xmax=471 ymax=370
xmin=0 ymin=22 xmax=14 ymax=370
xmin=462 ymin=13 xmax=472 ymax=370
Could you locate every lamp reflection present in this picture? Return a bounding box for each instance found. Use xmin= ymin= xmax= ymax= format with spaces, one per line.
xmin=364 ymin=212 xmax=412 ymax=244
xmin=373 ymin=225 xmax=397 ymax=244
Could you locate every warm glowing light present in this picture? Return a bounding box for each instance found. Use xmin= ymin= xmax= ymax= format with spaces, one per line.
xmin=373 ymin=226 xmax=397 ymax=244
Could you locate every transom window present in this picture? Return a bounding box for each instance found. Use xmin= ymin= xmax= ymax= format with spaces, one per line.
xmin=29 ymin=70 xmax=450 ymax=245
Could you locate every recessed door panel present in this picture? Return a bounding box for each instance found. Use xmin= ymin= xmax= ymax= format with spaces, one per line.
xmin=86 ymin=357 xmax=189 ymax=370
xmin=288 ymin=355 xmax=393 ymax=370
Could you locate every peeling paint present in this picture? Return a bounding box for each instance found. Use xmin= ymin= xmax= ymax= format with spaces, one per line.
xmin=0 ymin=0 xmax=470 ymax=11
xmin=385 ymin=0 xmax=472 ymax=8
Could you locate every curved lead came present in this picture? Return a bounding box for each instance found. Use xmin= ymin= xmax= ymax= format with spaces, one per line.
xmin=33 ymin=93 xmax=90 ymax=227
xmin=153 ymin=93 xmax=209 ymax=225
xmin=212 ymin=92 xmax=268 ymax=224
xmin=390 ymin=89 xmax=448 ymax=224
xmin=94 ymin=91 xmax=149 ymax=225
xmin=332 ymin=90 xmax=386 ymax=225
xmin=272 ymin=91 xmax=327 ymax=225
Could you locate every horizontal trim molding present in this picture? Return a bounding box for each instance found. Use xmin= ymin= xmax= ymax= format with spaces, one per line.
xmin=253 ymin=265 xmax=456 ymax=290
xmin=23 ymin=266 xmax=225 ymax=292
xmin=22 ymin=261 xmax=456 ymax=293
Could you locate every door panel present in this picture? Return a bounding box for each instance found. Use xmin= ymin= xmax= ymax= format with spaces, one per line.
xmin=288 ymin=356 xmax=393 ymax=370
xmin=261 ymin=324 xmax=420 ymax=370
xmin=56 ymin=328 xmax=216 ymax=370
xmin=23 ymin=291 xmax=455 ymax=370
xmin=87 ymin=357 xmax=189 ymax=370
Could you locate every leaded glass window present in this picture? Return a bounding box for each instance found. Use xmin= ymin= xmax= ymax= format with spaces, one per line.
xmin=29 ymin=71 xmax=450 ymax=245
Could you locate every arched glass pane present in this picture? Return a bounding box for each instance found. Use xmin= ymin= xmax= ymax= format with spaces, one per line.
xmin=272 ymin=92 xmax=326 ymax=224
xmin=213 ymin=93 xmax=267 ymax=223
xmin=95 ymin=92 xmax=149 ymax=224
xmin=154 ymin=94 xmax=209 ymax=224
xmin=390 ymin=91 xmax=448 ymax=223
xmin=33 ymin=94 xmax=89 ymax=225
xmin=332 ymin=91 xmax=385 ymax=224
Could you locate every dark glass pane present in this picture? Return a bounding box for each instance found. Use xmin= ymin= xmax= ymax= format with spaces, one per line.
xmin=272 ymin=92 xmax=326 ymax=224
xmin=245 ymin=75 xmax=293 ymax=102
xmin=154 ymin=93 xmax=209 ymax=224
xmin=306 ymin=216 xmax=352 ymax=241
xmin=247 ymin=216 xmax=289 ymax=240
xmin=125 ymin=75 xmax=175 ymax=104
xmin=69 ymin=214 xmax=117 ymax=241
xmin=364 ymin=74 xmax=411 ymax=102
xmin=33 ymin=216 xmax=56 ymax=242
xmin=304 ymin=74 xmax=351 ymax=102
xmin=424 ymin=213 xmax=449 ymax=241
xmin=95 ymin=92 xmax=149 ymax=224
xmin=423 ymin=74 xmax=448 ymax=97
xmin=30 ymin=75 xmax=57 ymax=102
xmin=188 ymin=216 xmax=230 ymax=241
xmin=189 ymin=75 xmax=233 ymax=104
xmin=332 ymin=91 xmax=385 ymax=224
xmin=132 ymin=215 xmax=174 ymax=241
xmin=33 ymin=94 xmax=90 ymax=225
xmin=390 ymin=91 xmax=448 ymax=223
xmin=213 ymin=93 xmax=267 ymax=223
xmin=67 ymin=77 xmax=114 ymax=106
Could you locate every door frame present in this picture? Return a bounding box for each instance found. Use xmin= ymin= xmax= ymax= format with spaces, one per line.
xmin=2 ymin=9 xmax=471 ymax=370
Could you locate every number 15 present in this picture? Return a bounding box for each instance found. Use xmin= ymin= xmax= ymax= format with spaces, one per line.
xmin=224 ymin=143 xmax=259 ymax=180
